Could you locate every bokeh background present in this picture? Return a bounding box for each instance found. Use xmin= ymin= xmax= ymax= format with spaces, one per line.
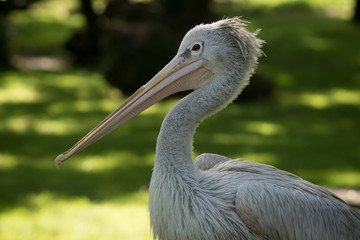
xmin=0 ymin=0 xmax=359 ymax=239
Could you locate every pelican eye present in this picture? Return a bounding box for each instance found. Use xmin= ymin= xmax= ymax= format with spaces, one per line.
xmin=191 ymin=43 xmax=201 ymax=52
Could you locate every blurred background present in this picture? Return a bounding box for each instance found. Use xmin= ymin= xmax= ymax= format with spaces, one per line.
xmin=0 ymin=0 xmax=359 ymax=239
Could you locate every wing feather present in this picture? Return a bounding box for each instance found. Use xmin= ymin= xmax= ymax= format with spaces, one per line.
xmin=235 ymin=181 xmax=360 ymax=239
xmin=194 ymin=153 xmax=234 ymax=170
xmin=195 ymin=156 xmax=360 ymax=239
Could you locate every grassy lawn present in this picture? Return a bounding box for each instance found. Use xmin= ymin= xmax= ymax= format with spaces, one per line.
xmin=0 ymin=0 xmax=359 ymax=239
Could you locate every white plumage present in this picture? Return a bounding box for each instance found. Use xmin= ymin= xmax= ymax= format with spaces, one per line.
xmin=56 ymin=18 xmax=360 ymax=239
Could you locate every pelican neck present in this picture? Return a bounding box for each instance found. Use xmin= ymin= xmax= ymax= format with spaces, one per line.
xmin=154 ymin=72 xmax=244 ymax=171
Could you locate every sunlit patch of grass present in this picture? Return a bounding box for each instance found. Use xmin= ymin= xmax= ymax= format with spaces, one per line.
xmin=27 ymin=0 xmax=82 ymax=23
xmin=212 ymin=0 xmax=353 ymax=19
xmin=48 ymin=99 xmax=119 ymax=115
xmin=33 ymin=119 xmax=81 ymax=135
xmin=1 ymin=116 xmax=32 ymax=134
xmin=141 ymin=99 xmax=177 ymax=116
xmin=9 ymin=0 xmax=81 ymax=23
xmin=298 ymin=169 xmax=360 ymax=187
xmin=298 ymin=92 xmax=331 ymax=109
xmin=245 ymin=121 xmax=283 ymax=136
xmin=0 ymin=70 xmax=109 ymax=103
xmin=0 ymin=154 xmax=18 ymax=169
xmin=1 ymin=116 xmax=81 ymax=135
xmin=67 ymin=151 xmax=155 ymax=172
xmin=0 ymin=192 xmax=151 ymax=240
xmin=327 ymin=171 xmax=360 ymax=187
xmin=1 ymin=113 xmax=99 ymax=136
xmin=281 ymin=88 xmax=360 ymax=109
xmin=331 ymin=89 xmax=360 ymax=105
xmin=0 ymin=80 xmax=41 ymax=104
xmin=242 ymin=0 xmax=351 ymax=9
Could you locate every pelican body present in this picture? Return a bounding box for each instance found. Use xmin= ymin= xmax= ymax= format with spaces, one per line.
xmin=56 ymin=18 xmax=360 ymax=239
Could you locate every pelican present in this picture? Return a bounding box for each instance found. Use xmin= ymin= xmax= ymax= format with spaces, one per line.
xmin=56 ymin=18 xmax=360 ymax=239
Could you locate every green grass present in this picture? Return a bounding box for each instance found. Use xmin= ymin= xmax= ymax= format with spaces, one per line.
xmin=1 ymin=0 xmax=360 ymax=239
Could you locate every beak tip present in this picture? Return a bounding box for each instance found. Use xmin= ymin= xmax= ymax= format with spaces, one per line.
xmin=55 ymin=153 xmax=67 ymax=168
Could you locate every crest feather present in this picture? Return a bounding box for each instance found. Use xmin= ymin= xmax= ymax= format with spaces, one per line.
xmin=215 ymin=17 xmax=264 ymax=59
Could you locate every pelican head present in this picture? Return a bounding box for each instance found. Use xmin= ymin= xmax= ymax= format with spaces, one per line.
xmin=55 ymin=17 xmax=263 ymax=166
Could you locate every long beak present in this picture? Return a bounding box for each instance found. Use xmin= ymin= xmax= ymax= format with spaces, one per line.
xmin=55 ymin=56 xmax=213 ymax=167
